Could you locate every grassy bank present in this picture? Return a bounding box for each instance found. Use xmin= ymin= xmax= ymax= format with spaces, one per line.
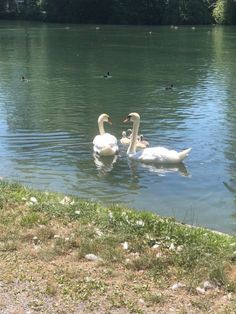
xmin=0 ymin=180 xmax=236 ymax=313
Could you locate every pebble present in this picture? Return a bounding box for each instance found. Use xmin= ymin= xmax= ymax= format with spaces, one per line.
xmin=151 ymin=244 xmax=160 ymax=250
xmin=30 ymin=197 xmax=38 ymax=204
xmin=95 ymin=228 xmax=103 ymax=237
xmin=85 ymin=254 xmax=102 ymax=261
xmin=203 ymin=280 xmax=215 ymax=290
xmin=196 ymin=287 xmax=205 ymax=295
xmin=32 ymin=236 xmax=39 ymax=244
xmin=108 ymin=212 xmax=113 ymax=220
xmin=171 ymin=282 xmax=185 ymax=291
xmin=177 ymin=245 xmax=183 ymax=252
xmin=130 ymin=252 xmax=139 ymax=258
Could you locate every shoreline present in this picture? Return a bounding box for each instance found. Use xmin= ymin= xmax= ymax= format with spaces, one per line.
xmin=0 ymin=180 xmax=236 ymax=313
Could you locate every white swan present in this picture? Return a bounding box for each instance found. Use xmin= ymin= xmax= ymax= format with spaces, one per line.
xmin=120 ymin=131 xmax=130 ymax=145
xmin=93 ymin=113 xmax=118 ymax=156
xmin=120 ymin=130 xmax=149 ymax=149
xmin=138 ymin=135 xmax=149 ymax=148
xmin=123 ymin=112 xmax=191 ymax=164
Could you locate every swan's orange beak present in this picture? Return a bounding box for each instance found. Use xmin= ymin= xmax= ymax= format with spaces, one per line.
xmin=108 ymin=116 xmax=112 ymax=125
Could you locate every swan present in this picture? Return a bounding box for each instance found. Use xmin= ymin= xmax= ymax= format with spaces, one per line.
xmin=93 ymin=113 xmax=118 ymax=156
xmin=139 ymin=135 xmax=149 ymax=148
xmin=120 ymin=130 xmax=149 ymax=149
xmin=123 ymin=112 xmax=191 ymax=164
xmin=120 ymin=131 xmax=130 ymax=145
xmin=127 ymin=129 xmax=133 ymax=139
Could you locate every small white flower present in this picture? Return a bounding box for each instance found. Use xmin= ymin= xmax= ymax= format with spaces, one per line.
xmin=136 ymin=220 xmax=145 ymax=227
xmin=75 ymin=210 xmax=80 ymax=215
xmin=169 ymin=243 xmax=175 ymax=251
xmin=60 ymin=196 xmax=73 ymax=205
xmin=122 ymin=242 xmax=129 ymax=250
xmin=108 ymin=212 xmax=113 ymax=220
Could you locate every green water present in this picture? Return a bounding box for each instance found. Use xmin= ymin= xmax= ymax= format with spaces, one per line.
xmin=0 ymin=21 xmax=236 ymax=233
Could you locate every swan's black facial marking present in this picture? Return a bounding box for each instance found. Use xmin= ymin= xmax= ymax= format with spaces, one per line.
xmin=123 ymin=115 xmax=131 ymax=123
xmin=108 ymin=116 xmax=112 ymax=124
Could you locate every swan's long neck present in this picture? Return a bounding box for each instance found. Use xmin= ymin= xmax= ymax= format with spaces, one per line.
xmin=127 ymin=118 xmax=140 ymax=155
xmin=98 ymin=117 xmax=105 ymax=135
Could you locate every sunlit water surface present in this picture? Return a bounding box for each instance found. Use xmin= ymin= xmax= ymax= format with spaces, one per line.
xmin=0 ymin=21 xmax=236 ymax=234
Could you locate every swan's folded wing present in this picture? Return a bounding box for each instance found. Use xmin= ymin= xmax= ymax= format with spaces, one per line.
xmin=93 ymin=133 xmax=117 ymax=149
xmin=138 ymin=147 xmax=180 ymax=163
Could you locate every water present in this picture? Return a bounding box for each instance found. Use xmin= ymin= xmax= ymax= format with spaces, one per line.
xmin=0 ymin=21 xmax=236 ymax=234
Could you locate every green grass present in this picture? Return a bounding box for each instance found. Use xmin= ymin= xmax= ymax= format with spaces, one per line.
xmin=0 ymin=180 xmax=236 ymax=312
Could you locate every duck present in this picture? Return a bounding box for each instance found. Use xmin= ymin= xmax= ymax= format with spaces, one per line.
xmin=93 ymin=114 xmax=118 ymax=156
xmin=21 ymin=76 xmax=28 ymax=82
xmin=123 ymin=112 xmax=191 ymax=164
xmin=103 ymin=72 xmax=111 ymax=78
xmin=165 ymin=84 xmax=173 ymax=90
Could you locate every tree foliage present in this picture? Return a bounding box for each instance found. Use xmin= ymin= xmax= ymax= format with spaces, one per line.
xmin=1 ymin=0 xmax=236 ymax=25
xmin=213 ymin=0 xmax=236 ymax=24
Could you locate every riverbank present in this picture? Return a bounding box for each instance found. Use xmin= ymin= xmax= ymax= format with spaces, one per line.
xmin=0 ymin=180 xmax=236 ymax=313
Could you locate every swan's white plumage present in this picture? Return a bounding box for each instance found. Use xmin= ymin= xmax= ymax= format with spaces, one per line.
xmin=128 ymin=146 xmax=191 ymax=163
xmin=93 ymin=114 xmax=118 ymax=156
xmin=120 ymin=131 xmax=130 ymax=145
xmin=124 ymin=112 xmax=191 ymax=164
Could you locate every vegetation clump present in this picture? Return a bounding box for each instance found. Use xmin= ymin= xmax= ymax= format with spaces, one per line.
xmin=1 ymin=0 xmax=236 ymax=25
xmin=0 ymin=180 xmax=236 ymax=313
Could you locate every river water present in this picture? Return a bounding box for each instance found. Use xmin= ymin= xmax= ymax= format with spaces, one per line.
xmin=0 ymin=21 xmax=236 ymax=234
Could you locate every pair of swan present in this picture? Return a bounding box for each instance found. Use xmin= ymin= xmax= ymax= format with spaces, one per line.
xmin=93 ymin=113 xmax=191 ymax=164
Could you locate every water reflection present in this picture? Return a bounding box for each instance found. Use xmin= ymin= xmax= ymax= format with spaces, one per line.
xmin=224 ymin=181 xmax=236 ymax=194
xmin=129 ymin=160 xmax=190 ymax=177
xmin=141 ymin=162 xmax=189 ymax=177
xmin=93 ymin=153 xmax=118 ymax=176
